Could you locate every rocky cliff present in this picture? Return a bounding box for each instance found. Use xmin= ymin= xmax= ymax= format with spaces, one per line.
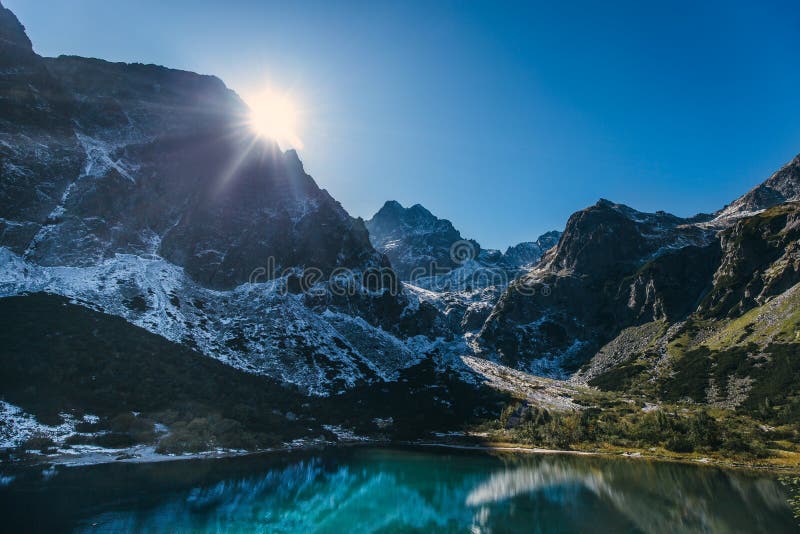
xmin=477 ymin=200 xmax=716 ymax=375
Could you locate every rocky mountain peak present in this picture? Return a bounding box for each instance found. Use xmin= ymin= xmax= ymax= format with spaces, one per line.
xmin=365 ymin=201 xmax=470 ymax=279
xmin=715 ymin=153 xmax=800 ymax=222
xmin=367 ymin=199 xmax=563 ymax=283
xmin=501 ymin=231 xmax=562 ymax=270
xmin=545 ymin=200 xmax=711 ymax=277
xmin=549 ymin=201 xmax=648 ymax=275
xmin=370 ymin=201 xmax=443 ymax=229
xmin=536 ymin=229 xmax=562 ymax=243
xmin=378 ymin=199 xmax=403 ymax=211
xmin=408 ymin=203 xmax=434 ymax=216
xmin=0 ymin=1 xmax=33 ymax=56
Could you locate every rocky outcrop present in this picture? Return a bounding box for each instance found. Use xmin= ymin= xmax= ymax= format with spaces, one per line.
xmin=715 ymin=154 xmax=800 ymax=222
xmin=699 ymin=202 xmax=800 ymax=318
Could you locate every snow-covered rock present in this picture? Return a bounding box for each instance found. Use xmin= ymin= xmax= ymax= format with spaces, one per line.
xmin=0 ymin=247 xmax=437 ymax=395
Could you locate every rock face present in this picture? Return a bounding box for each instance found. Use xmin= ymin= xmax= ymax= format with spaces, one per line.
xmin=0 ymin=4 xmax=84 ymax=252
xmin=699 ymin=202 xmax=800 ymax=318
xmin=0 ymin=4 xmax=441 ymax=395
xmin=477 ymin=200 xmax=717 ymax=375
xmin=365 ymin=201 xmax=476 ymax=280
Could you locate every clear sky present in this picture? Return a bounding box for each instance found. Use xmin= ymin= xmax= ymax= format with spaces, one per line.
xmin=7 ymin=0 xmax=800 ymax=249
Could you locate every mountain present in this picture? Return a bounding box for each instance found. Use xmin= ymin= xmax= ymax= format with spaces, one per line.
xmin=475 ymin=152 xmax=800 ymax=422
xmin=699 ymin=201 xmax=800 ymax=318
xmin=366 ymin=200 xmax=561 ymax=332
xmin=0 ymin=3 xmax=449 ymax=397
xmin=477 ymin=199 xmax=717 ymax=375
xmin=0 ymin=292 xmax=316 ymax=451
xmin=366 ymin=200 xmax=560 ymax=280
xmin=574 ymin=201 xmax=800 ymax=425
xmin=365 ymin=201 xmax=478 ymax=280
xmin=2 ymin=42 xmax=384 ymax=289
xmin=2 ymin=2 xmax=800 ymax=462
xmin=500 ymin=231 xmax=562 ymax=270
xmin=0 ymin=292 xmax=503 ymax=452
xmin=468 ymin=161 xmax=800 ymax=453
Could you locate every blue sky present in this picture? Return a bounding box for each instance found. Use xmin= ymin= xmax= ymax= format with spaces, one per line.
xmin=8 ymin=0 xmax=800 ymax=249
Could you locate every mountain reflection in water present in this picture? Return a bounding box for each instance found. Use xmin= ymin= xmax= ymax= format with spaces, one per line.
xmin=0 ymin=448 xmax=794 ymax=533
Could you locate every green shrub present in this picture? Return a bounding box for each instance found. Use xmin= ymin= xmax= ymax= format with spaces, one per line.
xmin=155 ymin=414 xmax=264 ymax=454
xmin=665 ymin=435 xmax=694 ymax=453
xmin=93 ymin=433 xmax=137 ymax=449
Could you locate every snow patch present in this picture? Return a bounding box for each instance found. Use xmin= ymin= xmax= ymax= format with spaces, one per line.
xmin=0 ymin=401 xmax=78 ymax=449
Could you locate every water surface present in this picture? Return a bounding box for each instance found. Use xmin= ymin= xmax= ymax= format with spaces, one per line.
xmin=0 ymin=447 xmax=795 ymax=533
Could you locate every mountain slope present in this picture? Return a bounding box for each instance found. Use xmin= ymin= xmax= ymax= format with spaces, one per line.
xmin=0 ymin=293 xmax=505 ymax=453
xmin=0 ymin=292 xmax=316 ymax=451
xmin=575 ymin=203 xmax=800 ymax=425
xmin=0 ymin=3 xmax=444 ymax=396
xmin=477 ymin=200 xmax=716 ymax=375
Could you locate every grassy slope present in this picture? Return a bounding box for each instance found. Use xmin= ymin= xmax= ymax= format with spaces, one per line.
xmin=480 ymin=285 xmax=800 ymax=466
xmin=659 ymin=284 xmax=800 ymax=422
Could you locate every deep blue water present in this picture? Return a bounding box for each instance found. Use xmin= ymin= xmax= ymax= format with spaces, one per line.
xmin=0 ymin=447 xmax=796 ymax=533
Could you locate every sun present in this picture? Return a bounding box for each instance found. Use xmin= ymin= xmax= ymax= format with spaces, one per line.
xmin=246 ymin=88 xmax=303 ymax=150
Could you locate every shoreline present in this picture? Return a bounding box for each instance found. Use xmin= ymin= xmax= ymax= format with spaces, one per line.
xmin=409 ymin=440 xmax=800 ymax=475
xmin=1 ymin=440 xmax=367 ymax=469
xmin=4 ymin=436 xmax=799 ymax=476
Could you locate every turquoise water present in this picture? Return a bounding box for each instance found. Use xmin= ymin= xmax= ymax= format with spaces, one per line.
xmin=0 ymin=447 xmax=795 ymax=533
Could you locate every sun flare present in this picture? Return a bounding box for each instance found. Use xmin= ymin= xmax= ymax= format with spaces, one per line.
xmin=246 ymin=88 xmax=303 ymax=150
